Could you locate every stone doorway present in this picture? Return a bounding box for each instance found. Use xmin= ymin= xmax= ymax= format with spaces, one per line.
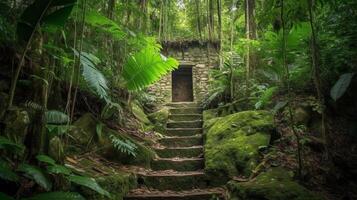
xmin=172 ymin=66 xmax=194 ymax=102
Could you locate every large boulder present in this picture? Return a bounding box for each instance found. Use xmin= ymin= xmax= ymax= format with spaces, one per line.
xmin=147 ymin=107 xmax=169 ymax=134
xmin=227 ymin=167 xmax=322 ymax=200
xmin=69 ymin=113 xmax=98 ymax=146
xmin=204 ymin=110 xmax=275 ymax=184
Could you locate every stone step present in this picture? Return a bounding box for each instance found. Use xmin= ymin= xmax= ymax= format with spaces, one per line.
xmin=155 ymin=146 xmax=203 ymax=158
xmin=166 ymin=102 xmax=200 ymax=108
xmin=169 ymin=114 xmax=202 ymax=121
xmin=136 ymin=171 xmax=210 ymax=191
xmin=167 ymin=120 xmax=203 ymax=128
xmin=165 ymin=128 xmax=202 ymax=136
xmin=124 ymin=188 xmax=225 ymax=200
xmin=158 ymin=135 xmax=203 ymax=147
xmin=170 ymin=107 xmax=203 ymax=115
xmin=152 ymin=158 xmax=204 ymax=171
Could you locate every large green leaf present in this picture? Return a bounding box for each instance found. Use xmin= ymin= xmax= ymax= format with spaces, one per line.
xmin=0 ymin=160 xmax=19 ymax=182
xmin=68 ymin=175 xmax=111 ymax=198
xmin=0 ymin=136 xmax=25 ymax=155
xmin=123 ymin=47 xmax=179 ymax=90
xmin=36 ymin=155 xmax=56 ymax=165
xmin=0 ymin=192 xmax=14 ymax=200
xmin=17 ymin=0 xmax=76 ymax=41
xmin=24 ymin=192 xmax=85 ymax=200
xmin=84 ymin=10 xmax=125 ymax=40
xmin=330 ymin=73 xmax=354 ymax=101
xmin=73 ymin=50 xmax=109 ymax=100
xmin=18 ymin=164 xmax=52 ymax=191
xmin=45 ymin=110 xmax=70 ymax=124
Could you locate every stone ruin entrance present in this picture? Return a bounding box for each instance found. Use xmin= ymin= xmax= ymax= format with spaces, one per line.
xmin=172 ymin=65 xmax=194 ymax=102
xmin=148 ymin=40 xmax=219 ymax=104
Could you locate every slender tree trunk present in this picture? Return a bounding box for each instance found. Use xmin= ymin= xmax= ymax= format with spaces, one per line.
xmin=307 ymin=0 xmax=329 ymax=160
xmin=195 ymin=0 xmax=203 ymax=41
xmin=281 ymin=0 xmax=303 ymax=179
xmin=245 ymin=0 xmax=257 ymax=79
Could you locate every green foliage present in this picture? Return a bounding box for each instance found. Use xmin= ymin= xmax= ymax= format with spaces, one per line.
xmin=0 ymin=136 xmax=25 ymax=155
xmin=18 ymin=164 xmax=52 ymax=191
xmin=109 ymin=135 xmax=137 ymax=157
xmin=74 ymin=50 xmax=109 ymax=100
xmin=0 ymin=160 xmax=19 ymax=182
xmin=330 ymin=73 xmax=354 ymax=101
xmin=0 ymin=192 xmax=14 ymax=200
xmin=17 ymin=0 xmax=76 ymax=42
xmin=255 ymin=87 xmax=278 ymax=109
xmin=24 ymin=192 xmax=85 ymax=200
xmin=68 ymin=175 xmax=111 ymax=198
xmin=45 ymin=110 xmax=70 ymax=124
xmin=84 ymin=10 xmax=126 ymax=40
xmin=123 ymin=46 xmax=179 ymax=90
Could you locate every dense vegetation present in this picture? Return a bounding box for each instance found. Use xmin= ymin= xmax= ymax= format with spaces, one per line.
xmin=0 ymin=0 xmax=356 ymax=199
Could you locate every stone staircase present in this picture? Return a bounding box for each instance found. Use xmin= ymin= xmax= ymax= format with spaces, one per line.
xmin=125 ymin=102 xmax=225 ymax=200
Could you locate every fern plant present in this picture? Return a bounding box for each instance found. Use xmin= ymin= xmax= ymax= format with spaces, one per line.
xmin=109 ymin=135 xmax=137 ymax=157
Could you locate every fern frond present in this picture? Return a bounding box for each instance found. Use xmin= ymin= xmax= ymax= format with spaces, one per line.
xmin=109 ymin=135 xmax=137 ymax=157
xmin=123 ymin=47 xmax=178 ymax=91
xmin=45 ymin=110 xmax=70 ymax=124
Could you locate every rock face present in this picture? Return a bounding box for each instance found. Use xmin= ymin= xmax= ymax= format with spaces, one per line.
xmin=227 ymin=167 xmax=322 ymax=200
xmin=204 ymin=110 xmax=275 ymax=183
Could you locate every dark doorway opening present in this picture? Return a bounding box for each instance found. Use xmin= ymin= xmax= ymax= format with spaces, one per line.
xmin=172 ymin=66 xmax=194 ymax=102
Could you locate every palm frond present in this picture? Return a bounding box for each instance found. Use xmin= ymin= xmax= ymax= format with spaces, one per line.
xmin=123 ymin=47 xmax=178 ymax=91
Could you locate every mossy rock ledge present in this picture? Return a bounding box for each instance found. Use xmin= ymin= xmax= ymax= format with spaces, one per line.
xmin=227 ymin=167 xmax=323 ymax=200
xmin=204 ymin=110 xmax=275 ymax=184
xmin=147 ymin=107 xmax=169 ymax=134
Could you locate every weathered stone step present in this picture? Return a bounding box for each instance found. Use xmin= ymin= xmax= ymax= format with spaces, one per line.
xmin=136 ymin=171 xmax=210 ymax=191
xmin=155 ymin=146 xmax=203 ymax=158
xmin=124 ymin=188 xmax=225 ymax=200
xmin=158 ymin=135 xmax=203 ymax=147
xmin=169 ymin=114 xmax=202 ymax=121
xmin=170 ymin=107 xmax=203 ymax=115
xmin=167 ymin=120 xmax=203 ymax=128
xmin=152 ymin=158 xmax=204 ymax=171
xmin=166 ymin=102 xmax=200 ymax=108
xmin=165 ymin=128 xmax=202 ymax=136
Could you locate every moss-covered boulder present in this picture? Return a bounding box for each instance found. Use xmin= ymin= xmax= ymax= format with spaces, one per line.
xmin=68 ymin=113 xmax=155 ymax=167
xmin=227 ymin=167 xmax=322 ymax=200
xmin=148 ymin=107 xmax=169 ymax=133
xmin=131 ymin=102 xmax=150 ymax=125
xmin=69 ymin=113 xmax=98 ymax=146
xmin=204 ymin=110 xmax=275 ymax=183
xmin=3 ymin=107 xmax=30 ymax=144
xmin=100 ymin=127 xmax=155 ymax=168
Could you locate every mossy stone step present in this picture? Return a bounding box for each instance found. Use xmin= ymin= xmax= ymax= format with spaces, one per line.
xmin=152 ymin=158 xmax=204 ymax=171
xmin=155 ymin=146 xmax=203 ymax=158
xmin=170 ymin=108 xmax=203 ymax=115
xmin=166 ymin=102 xmax=200 ymax=108
xmin=158 ymin=135 xmax=203 ymax=147
xmin=124 ymin=189 xmax=225 ymax=200
xmin=165 ymin=128 xmax=202 ymax=136
xmin=136 ymin=172 xmax=210 ymax=191
xmin=169 ymin=114 xmax=202 ymax=121
xmin=167 ymin=120 xmax=203 ymax=128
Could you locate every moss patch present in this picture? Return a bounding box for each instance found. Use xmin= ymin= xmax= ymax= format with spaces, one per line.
xmin=203 ymin=109 xmax=218 ymax=121
xmin=227 ymin=167 xmax=322 ymax=200
xmin=131 ymin=102 xmax=151 ymax=125
xmin=204 ymin=110 xmax=275 ymax=182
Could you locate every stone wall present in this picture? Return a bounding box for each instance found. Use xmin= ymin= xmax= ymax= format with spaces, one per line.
xmin=148 ymin=41 xmax=219 ymax=105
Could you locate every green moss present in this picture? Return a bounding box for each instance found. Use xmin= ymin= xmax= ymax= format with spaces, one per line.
xmin=3 ymin=107 xmax=30 ymax=144
xmin=147 ymin=107 xmax=169 ymax=134
xmin=73 ymin=158 xmax=137 ymax=200
xmin=227 ymin=167 xmax=323 ymax=200
xmin=204 ymin=110 xmax=275 ymax=182
xmin=70 ymin=113 xmax=98 ymax=146
xmin=131 ymin=102 xmax=150 ymax=125
xmin=203 ymin=109 xmax=218 ymax=121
